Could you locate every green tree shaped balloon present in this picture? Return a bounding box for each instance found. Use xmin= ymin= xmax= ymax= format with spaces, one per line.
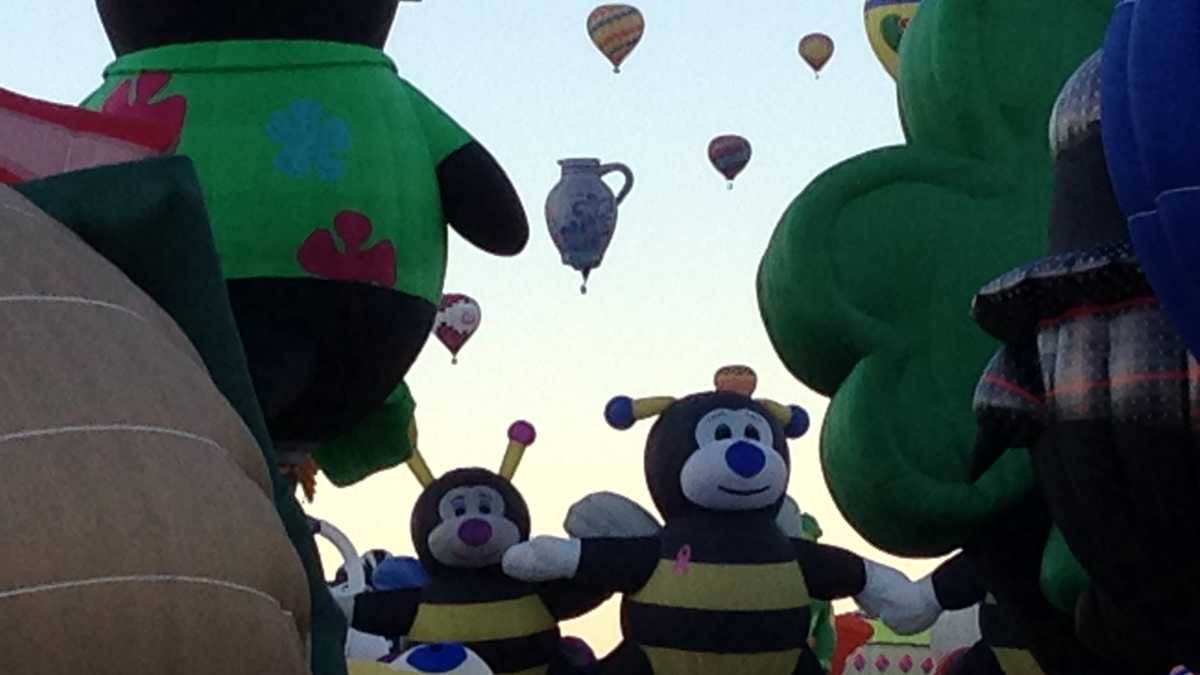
xmin=758 ymin=0 xmax=1109 ymax=568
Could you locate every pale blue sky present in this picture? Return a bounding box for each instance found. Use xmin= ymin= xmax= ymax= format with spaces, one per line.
xmin=1 ymin=0 xmax=936 ymax=652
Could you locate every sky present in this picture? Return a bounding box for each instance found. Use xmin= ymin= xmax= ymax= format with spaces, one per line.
xmin=0 ymin=0 xmax=943 ymax=654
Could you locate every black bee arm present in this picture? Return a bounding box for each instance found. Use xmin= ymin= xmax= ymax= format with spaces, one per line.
xmin=793 ymin=538 xmax=869 ymax=600
xmin=573 ymin=537 xmax=661 ymax=594
xmin=437 ymin=142 xmax=529 ymax=256
xmin=539 ymin=580 xmax=615 ymax=621
xmin=350 ymin=588 xmax=422 ymax=637
xmin=928 ymin=552 xmax=987 ymax=610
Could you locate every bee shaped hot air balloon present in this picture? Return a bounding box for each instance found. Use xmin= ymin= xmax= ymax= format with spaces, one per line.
xmin=336 ymin=421 xmax=614 ymax=675
xmin=708 ymin=135 xmax=752 ymax=190
xmin=587 ymin=4 xmax=645 ymax=73
xmin=434 ymin=293 xmax=480 ymax=364
xmin=863 ymin=0 xmax=922 ymax=80
xmin=799 ymin=33 xmax=835 ymax=78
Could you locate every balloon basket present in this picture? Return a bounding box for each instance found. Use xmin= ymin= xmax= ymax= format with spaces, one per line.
xmin=727 ymin=181 xmax=734 ymax=191
xmin=613 ymin=65 xmax=621 ymax=74
xmin=451 ymin=356 xmax=458 ymax=365
xmin=580 ymin=283 xmax=588 ymax=295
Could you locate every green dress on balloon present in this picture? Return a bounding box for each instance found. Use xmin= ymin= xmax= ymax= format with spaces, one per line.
xmin=81 ymin=40 xmax=477 ymax=484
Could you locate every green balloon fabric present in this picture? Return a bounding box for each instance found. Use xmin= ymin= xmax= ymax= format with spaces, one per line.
xmin=800 ymin=513 xmax=835 ymax=673
xmin=312 ymin=382 xmax=415 ymax=487
xmin=1039 ymin=526 xmax=1089 ymax=617
xmin=757 ymin=0 xmax=1112 ymax=557
xmin=14 ymin=157 xmax=349 ymax=675
xmin=76 ymin=38 xmax=496 ymax=487
xmin=81 ymin=40 xmax=469 ymax=305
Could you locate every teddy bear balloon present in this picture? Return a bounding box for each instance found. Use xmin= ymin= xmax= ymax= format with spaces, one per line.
xmin=83 ymin=0 xmax=530 ymax=489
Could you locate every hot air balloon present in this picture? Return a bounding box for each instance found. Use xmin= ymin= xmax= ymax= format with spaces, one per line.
xmin=434 ymin=293 xmax=481 ymax=364
xmin=863 ymin=0 xmax=921 ymax=80
xmin=799 ymin=33 xmax=835 ymax=78
xmin=587 ymin=4 xmax=645 ymax=73
xmin=708 ymin=135 xmax=752 ymax=189
xmin=545 ymin=157 xmax=634 ymax=294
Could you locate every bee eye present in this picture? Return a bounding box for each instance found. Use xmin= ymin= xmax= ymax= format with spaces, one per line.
xmin=479 ymin=504 xmax=492 ymax=515
xmin=744 ymin=425 xmax=761 ymax=441
xmin=715 ymin=424 xmax=732 ymax=441
xmin=454 ymin=507 xmax=466 ymax=517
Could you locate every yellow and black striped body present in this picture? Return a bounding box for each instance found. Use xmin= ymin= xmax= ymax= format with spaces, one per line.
xmin=407 ymin=572 xmax=560 ymax=675
xmin=618 ymin=520 xmax=815 ymax=675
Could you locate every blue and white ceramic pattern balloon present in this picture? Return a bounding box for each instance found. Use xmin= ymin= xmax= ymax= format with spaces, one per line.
xmin=545 ymin=157 xmax=634 ymax=294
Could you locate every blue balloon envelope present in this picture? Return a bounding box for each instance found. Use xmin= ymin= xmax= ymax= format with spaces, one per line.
xmin=1101 ymin=0 xmax=1200 ymax=356
xmin=371 ymin=555 xmax=429 ymax=591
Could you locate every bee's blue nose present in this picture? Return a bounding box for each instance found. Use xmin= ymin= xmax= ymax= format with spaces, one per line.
xmin=725 ymin=441 xmax=766 ymax=478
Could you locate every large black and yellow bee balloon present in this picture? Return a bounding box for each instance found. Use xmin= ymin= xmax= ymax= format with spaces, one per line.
xmin=502 ymin=367 xmax=940 ymax=675
xmin=339 ymin=422 xmax=609 ymax=675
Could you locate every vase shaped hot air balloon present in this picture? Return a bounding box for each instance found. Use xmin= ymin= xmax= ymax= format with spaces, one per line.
xmin=708 ymin=135 xmax=752 ymax=189
xmin=433 ymin=293 xmax=480 ymax=364
xmin=799 ymin=33 xmax=835 ymax=78
xmin=587 ymin=4 xmax=645 ymax=73
xmin=863 ymin=0 xmax=921 ymax=80
xmin=545 ymin=158 xmax=634 ymax=294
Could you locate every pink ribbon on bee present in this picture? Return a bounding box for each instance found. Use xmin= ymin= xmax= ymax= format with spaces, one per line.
xmin=674 ymin=545 xmax=692 ymax=574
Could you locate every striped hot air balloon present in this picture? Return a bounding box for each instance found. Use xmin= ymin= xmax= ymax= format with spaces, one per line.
xmin=708 ymin=134 xmax=752 ymax=189
xmin=587 ymin=4 xmax=645 ymax=73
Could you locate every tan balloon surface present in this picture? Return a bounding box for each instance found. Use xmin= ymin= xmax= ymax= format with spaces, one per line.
xmin=0 ymin=186 xmax=310 ymax=674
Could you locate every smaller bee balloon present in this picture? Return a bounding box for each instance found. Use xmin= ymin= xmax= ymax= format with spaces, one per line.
xmin=863 ymin=0 xmax=922 ymax=80
xmin=434 ymin=294 xmax=480 ymax=364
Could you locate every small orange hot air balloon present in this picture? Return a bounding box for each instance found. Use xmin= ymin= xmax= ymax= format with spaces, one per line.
xmin=587 ymin=4 xmax=646 ymax=73
xmin=799 ymin=33 xmax=835 ymax=78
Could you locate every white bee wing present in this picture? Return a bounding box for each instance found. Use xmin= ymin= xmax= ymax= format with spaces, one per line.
xmin=564 ymin=491 xmax=662 ymax=538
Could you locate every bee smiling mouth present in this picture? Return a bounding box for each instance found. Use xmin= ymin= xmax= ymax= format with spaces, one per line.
xmin=718 ymin=485 xmax=770 ymax=496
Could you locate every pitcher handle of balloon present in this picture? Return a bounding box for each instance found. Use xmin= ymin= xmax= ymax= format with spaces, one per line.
xmin=310 ymin=517 xmax=367 ymax=595
xmin=599 ymin=162 xmax=635 ymax=205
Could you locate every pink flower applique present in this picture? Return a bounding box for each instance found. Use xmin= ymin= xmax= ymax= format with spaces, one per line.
xmin=101 ymin=72 xmax=187 ymax=145
xmin=297 ymin=210 xmax=396 ymax=287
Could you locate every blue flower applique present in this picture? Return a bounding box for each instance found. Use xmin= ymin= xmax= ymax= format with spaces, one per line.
xmin=266 ymin=98 xmax=351 ymax=181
